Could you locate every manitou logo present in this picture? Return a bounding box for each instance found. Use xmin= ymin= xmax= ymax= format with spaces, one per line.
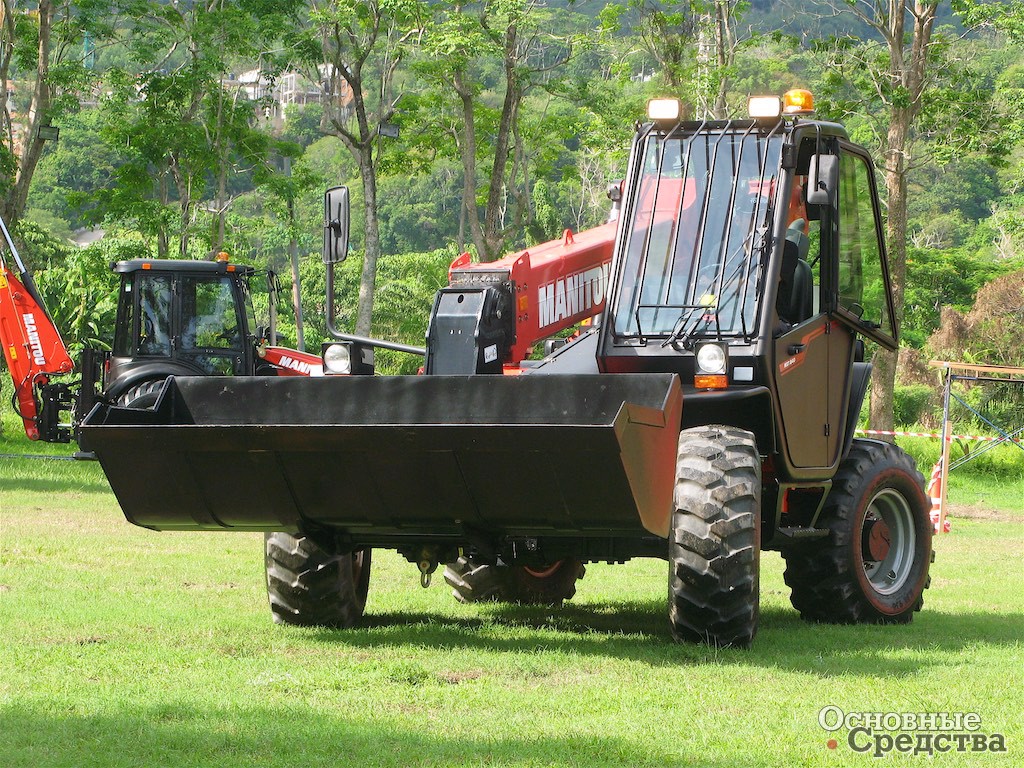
xmin=278 ymin=355 xmax=316 ymax=375
xmin=537 ymin=262 xmax=611 ymax=330
xmin=22 ymin=313 xmax=48 ymax=367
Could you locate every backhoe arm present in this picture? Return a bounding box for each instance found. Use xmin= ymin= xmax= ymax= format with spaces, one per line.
xmin=0 ymin=215 xmax=74 ymax=440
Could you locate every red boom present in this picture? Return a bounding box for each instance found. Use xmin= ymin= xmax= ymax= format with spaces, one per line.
xmin=448 ymin=221 xmax=618 ymax=365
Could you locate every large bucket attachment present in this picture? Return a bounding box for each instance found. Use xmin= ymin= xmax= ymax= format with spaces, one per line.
xmin=81 ymin=374 xmax=683 ymax=540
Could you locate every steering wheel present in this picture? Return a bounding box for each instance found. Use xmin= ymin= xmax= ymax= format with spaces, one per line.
xmin=216 ymin=325 xmax=239 ymax=344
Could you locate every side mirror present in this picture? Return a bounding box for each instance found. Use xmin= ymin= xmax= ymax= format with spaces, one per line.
xmin=806 ymin=155 xmax=839 ymax=207
xmin=323 ymin=186 xmax=350 ymax=264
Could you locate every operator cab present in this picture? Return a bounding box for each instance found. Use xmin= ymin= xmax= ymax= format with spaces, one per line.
xmin=598 ymin=90 xmax=898 ymax=479
xmin=107 ymin=258 xmax=259 ymax=400
xmin=602 ymin=91 xmax=896 ymax=361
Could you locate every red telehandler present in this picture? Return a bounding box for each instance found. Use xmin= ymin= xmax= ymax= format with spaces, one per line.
xmin=82 ymin=91 xmax=933 ymax=647
xmin=0 ymin=212 xmax=323 ymax=447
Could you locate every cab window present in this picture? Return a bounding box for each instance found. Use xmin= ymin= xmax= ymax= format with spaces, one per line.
xmin=838 ymin=151 xmax=894 ymax=338
xmin=182 ymin=278 xmax=240 ymax=351
xmin=136 ymin=274 xmax=173 ymax=356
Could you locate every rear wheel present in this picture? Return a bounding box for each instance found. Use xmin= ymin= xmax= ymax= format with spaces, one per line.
xmin=669 ymin=425 xmax=761 ymax=648
xmin=265 ymin=532 xmax=371 ymax=628
xmin=115 ymin=378 xmax=166 ymax=408
xmin=444 ymin=557 xmax=584 ymax=606
xmin=782 ymin=440 xmax=931 ymax=624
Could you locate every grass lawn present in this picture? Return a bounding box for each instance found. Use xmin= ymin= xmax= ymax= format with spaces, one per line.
xmin=1 ymin=419 xmax=1022 ymax=767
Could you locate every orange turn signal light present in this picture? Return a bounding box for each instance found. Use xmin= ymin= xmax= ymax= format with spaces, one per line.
xmin=694 ymin=374 xmax=728 ymax=390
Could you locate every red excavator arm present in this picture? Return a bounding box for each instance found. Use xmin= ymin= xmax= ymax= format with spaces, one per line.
xmin=0 ymin=215 xmax=74 ymax=440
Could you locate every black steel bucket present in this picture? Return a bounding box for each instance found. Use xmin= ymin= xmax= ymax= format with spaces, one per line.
xmin=82 ymin=374 xmax=683 ymax=540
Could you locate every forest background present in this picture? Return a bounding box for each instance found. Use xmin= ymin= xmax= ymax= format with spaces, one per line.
xmin=1 ymin=0 xmax=1022 ymax=434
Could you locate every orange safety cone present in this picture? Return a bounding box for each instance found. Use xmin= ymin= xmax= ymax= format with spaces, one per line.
xmin=925 ymin=459 xmax=951 ymax=534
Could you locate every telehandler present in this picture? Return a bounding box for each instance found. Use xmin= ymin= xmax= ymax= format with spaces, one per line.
xmin=81 ymin=90 xmax=932 ymax=647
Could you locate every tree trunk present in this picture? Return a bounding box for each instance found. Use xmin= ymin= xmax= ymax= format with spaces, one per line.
xmin=356 ymin=146 xmax=380 ymax=337
xmin=479 ymin=25 xmax=519 ymax=262
xmin=157 ymin=170 xmax=170 ymax=260
xmin=455 ymin=71 xmax=485 ymax=262
xmin=870 ymin=110 xmax=910 ymax=436
xmin=5 ymin=0 xmax=54 ymax=224
xmin=1 ymin=0 xmax=15 ymax=189
xmin=872 ymin=110 xmax=913 ymax=436
xmin=865 ymin=2 xmax=938 ymax=434
xmin=285 ymin=175 xmax=305 ymax=353
xmin=712 ymin=2 xmax=734 ymax=119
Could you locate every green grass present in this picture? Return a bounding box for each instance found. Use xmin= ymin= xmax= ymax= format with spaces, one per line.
xmin=1 ymin=412 xmax=1022 ymax=766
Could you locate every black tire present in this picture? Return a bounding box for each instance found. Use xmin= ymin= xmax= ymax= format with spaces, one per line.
xmin=444 ymin=557 xmax=585 ymax=606
xmin=669 ymin=425 xmax=761 ymax=648
xmin=782 ymin=439 xmax=931 ymax=624
xmin=264 ymin=531 xmax=371 ymax=628
xmin=115 ymin=378 xmax=166 ymax=408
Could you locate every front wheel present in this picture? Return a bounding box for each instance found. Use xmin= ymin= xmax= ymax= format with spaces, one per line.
xmin=265 ymin=532 xmax=371 ymax=628
xmin=782 ymin=440 xmax=932 ymax=624
xmin=669 ymin=425 xmax=761 ymax=648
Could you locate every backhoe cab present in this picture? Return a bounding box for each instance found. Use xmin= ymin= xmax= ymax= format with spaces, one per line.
xmin=105 ymin=258 xmax=264 ymax=408
xmin=2 ymin=223 xmax=320 ymax=445
xmin=82 ymin=90 xmax=932 ymax=648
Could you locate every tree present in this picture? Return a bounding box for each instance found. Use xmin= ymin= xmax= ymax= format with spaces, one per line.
xmin=602 ymin=1 xmax=751 ymax=118
xmin=0 ymin=0 xmax=109 ymax=226
xmin=27 ymin=108 xmax=122 ymax=230
xmin=254 ymin=141 xmax=325 ymax=350
xmin=93 ymin=0 xmax=297 ymax=258
xmin=695 ymin=1 xmax=748 ymax=118
xmin=418 ymin=0 xmax=577 ymax=262
xmin=815 ymin=2 xmax=998 ymax=434
xmin=290 ymin=0 xmax=421 ymax=335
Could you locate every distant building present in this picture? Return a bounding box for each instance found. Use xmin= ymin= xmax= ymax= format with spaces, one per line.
xmin=233 ymin=66 xmax=352 ymax=125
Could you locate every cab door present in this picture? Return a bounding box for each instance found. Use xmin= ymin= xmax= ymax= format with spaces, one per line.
xmin=175 ymin=275 xmax=248 ymax=375
xmin=772 ymin=138 xmax=896 ymax=473
xmin=772 ymin=205 xmax=836 ymax=469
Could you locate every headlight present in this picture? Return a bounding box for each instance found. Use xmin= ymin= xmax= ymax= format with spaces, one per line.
xmin=322 ymin=343 xmax=351 ymax=375
xmin=695 ymin=343 xmax=727 ymax=375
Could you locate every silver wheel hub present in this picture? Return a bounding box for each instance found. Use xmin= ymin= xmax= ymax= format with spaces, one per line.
xmin=860 ymin=489 xmax=916 ymax=595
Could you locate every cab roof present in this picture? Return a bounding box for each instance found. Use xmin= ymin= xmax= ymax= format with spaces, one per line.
xmin=112 ymin=259 xmax=256 ymax=277
xmin=641 ymin=117 xmax=851 ymax=143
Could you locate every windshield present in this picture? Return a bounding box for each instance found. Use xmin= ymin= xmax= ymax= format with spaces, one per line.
xmin=612 ymin=126 xmax=784 ymax=340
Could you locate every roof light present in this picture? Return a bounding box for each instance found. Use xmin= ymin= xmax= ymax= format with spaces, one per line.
xmin=748 ymin=95 xmax=782 ymax=119
xmin=215 ymin=251 xmax=231 ymax=263
xmin=782 ymin=89 xmax=814 ymax=115
xmin=647 ymin=98 xmax=682 ymax=123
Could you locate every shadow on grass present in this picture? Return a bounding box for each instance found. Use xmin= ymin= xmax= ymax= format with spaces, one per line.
xmin=0 ymin=475 xmax=113 ymax=499
xmin=314 ymin=600 xmax=1024 ymax=679
xmin=0 ymin=703 xmax=733 ymax=768
xmin=0 ymin=460 xmax=113 ymax=496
